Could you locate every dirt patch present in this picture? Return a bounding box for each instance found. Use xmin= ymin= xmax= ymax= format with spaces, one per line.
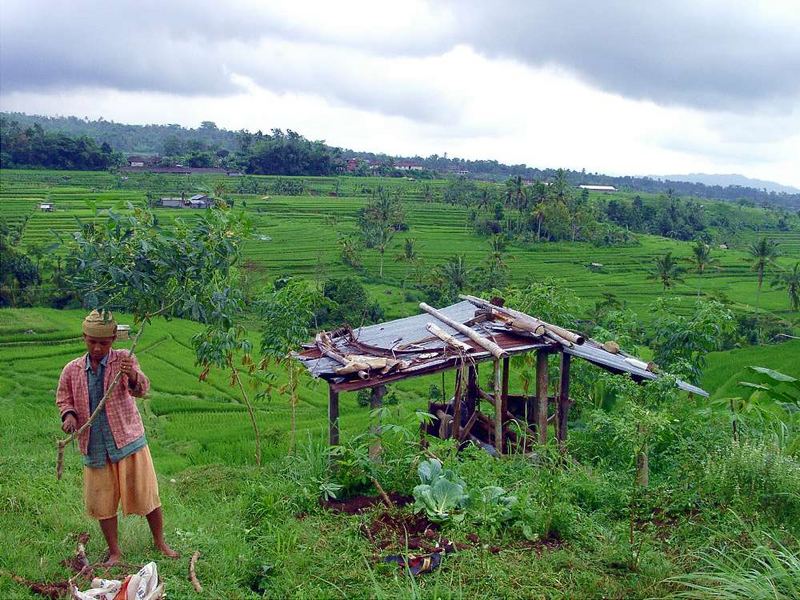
xmin=321 ymin=493 xmax=413 ymax=515
xmin=363 ymin=511 xmax=440 ymax=551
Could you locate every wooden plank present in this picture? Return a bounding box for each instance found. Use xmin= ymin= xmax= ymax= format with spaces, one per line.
xmin=557 ymin=353 xmax=571 ymax=452
xmin=536 ymin=349 xmax=549 ymax=444
xmin=419 ymin=302 xmax=507 ymax=358
xmin=328 ymin=387 xmax=339 ymax=446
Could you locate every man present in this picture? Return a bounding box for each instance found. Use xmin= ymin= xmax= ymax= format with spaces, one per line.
xmin=56 ymin=310 xmax=178 ymax=565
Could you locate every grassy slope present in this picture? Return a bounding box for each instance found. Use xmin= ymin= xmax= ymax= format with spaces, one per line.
xmin=702 ymin=339 xmax=800 ymax=400
xmin=1 ymin=308 xmax=796 ymax=598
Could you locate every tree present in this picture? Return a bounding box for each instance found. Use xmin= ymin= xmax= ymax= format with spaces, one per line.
xmin=748 ymin=237 xmax=781 ymax=316
xmin=61 ymin=204 xmax=253 ymax=468
xmin=648 ymin=252 xmax=685 ymax=291
xmin=430 ymin=255 xmax=472 ymax=302
xmin=358 ymin=188 xmax=406 ymax=278
xmin=258 ymin=278 xmax=323 ymax=454
xmin=771 ymin=262 xmax=800 ymax=312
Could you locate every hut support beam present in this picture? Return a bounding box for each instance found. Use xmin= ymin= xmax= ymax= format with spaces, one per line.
xmin=328 ymin=387 xmax=339 ymax=446
xmin=557 ymin=354 xmax=571 ymax=452
xmin=493 ymin=359 xmax=503 ymax=453
xmin=536 ymin=350 xmax=549 ymax=444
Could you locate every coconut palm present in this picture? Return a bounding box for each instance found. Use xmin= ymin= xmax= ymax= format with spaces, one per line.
xmin=771 ymin=262 xmax=800 ymax=312
xmin=748 ymin=237 xmax=780 ymax=315
xmin=436 ymin=255 xmax=471 ymax=294
xmin=688 ymin=241 xmax=719 ymax=275
xmin=687 ymin=241 xmax=720 ymax=295
xmin=648 ymin=251 xmax=685 ymax=291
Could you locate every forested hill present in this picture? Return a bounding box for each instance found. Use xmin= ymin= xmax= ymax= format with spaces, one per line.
xmin=3 ymin=111 xmax=799 ymax=209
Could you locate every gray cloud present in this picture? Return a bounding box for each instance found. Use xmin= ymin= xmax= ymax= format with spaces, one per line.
xmin=1 ymin=0 xmax=799 ymax=122
xmin=446 ymin=1 xmax=800 ymax=112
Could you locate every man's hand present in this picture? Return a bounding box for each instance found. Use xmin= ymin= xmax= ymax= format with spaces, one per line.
xmin=120 ymin=356 xmax=138 ymax=386
xmin=62 ymin=414 xmax=77 ymax=434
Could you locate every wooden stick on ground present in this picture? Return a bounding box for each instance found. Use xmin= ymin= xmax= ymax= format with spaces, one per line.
xmin=189 ymin=551 xmax=203 ymax=593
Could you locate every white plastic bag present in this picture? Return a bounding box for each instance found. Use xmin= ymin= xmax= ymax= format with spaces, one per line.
xmin=72 ymin=562 xmax=163 ymax=600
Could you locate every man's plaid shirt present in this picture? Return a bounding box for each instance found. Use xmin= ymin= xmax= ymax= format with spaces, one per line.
xmin=56 ymin=348 xmax=149 ymax=455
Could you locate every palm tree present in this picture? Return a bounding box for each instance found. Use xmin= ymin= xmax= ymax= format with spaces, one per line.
xmin=748 ymin=237 xmax=780 ymax=315
xmin=648 ymin=251 xmax=685 ymax=291
xmin=436 ymin=255 xmax=471 ymax=294
xmin=771 ymin=262 xmax=800 ymax=312
xmin=687 ymin=241 xmax=720 ymax=295
xmin=688 ymin=241 xmax=718 ymax=275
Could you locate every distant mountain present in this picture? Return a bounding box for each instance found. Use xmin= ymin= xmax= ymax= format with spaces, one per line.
xmin=653 ymin=173 xmax=799 ymax=195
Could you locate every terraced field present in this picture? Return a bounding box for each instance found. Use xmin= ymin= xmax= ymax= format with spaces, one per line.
xmin=3 ymin=168 xmax=799 ymax=325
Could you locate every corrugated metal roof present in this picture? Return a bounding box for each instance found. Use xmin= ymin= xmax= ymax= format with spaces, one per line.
xmin=296 ymin=300 xmax=709 ymax=396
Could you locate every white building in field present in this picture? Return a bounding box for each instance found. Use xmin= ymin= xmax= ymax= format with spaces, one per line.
xmin=579 ymin=184 xmax=617 ymax=192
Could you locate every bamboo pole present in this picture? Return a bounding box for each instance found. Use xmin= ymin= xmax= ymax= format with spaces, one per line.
xmin=459 ymin=294 xmax=584 ymax=346
xmin=426 ymin=322 xmax=472 ymax=352
xmin=316 ymin=332 xmax=368 ymax=379
xmin=419 ymin=303 xmax=506 ymax=358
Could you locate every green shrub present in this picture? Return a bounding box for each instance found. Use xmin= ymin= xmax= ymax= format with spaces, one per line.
xmin=700 ymin=442 xmax=800 ymax=524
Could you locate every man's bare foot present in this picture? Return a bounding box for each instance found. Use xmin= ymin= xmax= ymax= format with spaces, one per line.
xmin=100 ymin=551 xmax=122 ymax=567
xmin=156 ymin=542 xmax=179 ymax=559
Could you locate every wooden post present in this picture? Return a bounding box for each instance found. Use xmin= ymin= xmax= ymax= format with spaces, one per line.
xmin=452 ymin=364 xmax=466 ymax=440
xmin=536 ymin=350 xmax=549 ymax=444
xmin=369 ymin=385 xmax=386 ymax=460
xmin=466 ymin=364 xmax=478 ymax=416
xmin=501 ymin=356 xmax=510 ymax=450
xmin=557 ymin=353 xmax=571 ymax=453
xmin=493 ymin=359 xmax=503 ymax=453
xmin=328 ymin=387 xmax=339 ymax=446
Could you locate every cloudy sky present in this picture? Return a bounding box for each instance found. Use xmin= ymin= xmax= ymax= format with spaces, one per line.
xmin=2 ymin=0 xmax=799 ymax=186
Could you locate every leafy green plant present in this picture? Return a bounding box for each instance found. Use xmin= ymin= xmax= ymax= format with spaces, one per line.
xmin=413 ymin=459 xmax=468 ymax=523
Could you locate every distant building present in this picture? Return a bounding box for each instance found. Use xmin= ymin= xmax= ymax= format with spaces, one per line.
xmin=39 ymin=202 xmax=54 ymax=212
xmin=159 ymin=197 xmax=184 ymax=208
xmin=188 ymin=194 xmax=212 ymax=209
xmin=396 ymin=162 xmax=423 ymax=171
xmin=579 ymin=184 xmax=617 ymax=192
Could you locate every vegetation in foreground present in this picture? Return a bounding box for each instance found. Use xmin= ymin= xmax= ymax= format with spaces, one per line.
xmin=1 ymin=169 xmax=799 ymax=598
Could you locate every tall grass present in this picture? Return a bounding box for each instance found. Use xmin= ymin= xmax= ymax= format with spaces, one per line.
xmin=665 ymin=532 xmax=800 ymax=599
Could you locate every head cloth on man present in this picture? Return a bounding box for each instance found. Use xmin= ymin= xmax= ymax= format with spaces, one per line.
xmin=82 ymin=309 xmax=117 ymax=338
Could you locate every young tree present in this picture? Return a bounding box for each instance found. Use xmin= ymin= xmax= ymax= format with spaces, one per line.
xmin=358 ymin=188 xmax=406 ymax=278
xmin=258 ymin=278 xmax=323 ymax=454
xmin=648 ymin=252 xmax=685 ymax=291
xmin=62 ymin=204 xmax=251 ymax=467
xmin=771 ymin=261 xmax=800 ymax=312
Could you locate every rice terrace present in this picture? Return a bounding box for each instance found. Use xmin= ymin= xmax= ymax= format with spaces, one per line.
xmin=1 ymin=158 xmax=799 ymax=598
xmin=1 ymin=3 xmax=800 ymax=595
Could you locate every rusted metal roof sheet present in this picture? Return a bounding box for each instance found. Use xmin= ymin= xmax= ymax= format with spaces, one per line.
xmin=296 ymin=300 xmax=709 ymax=397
